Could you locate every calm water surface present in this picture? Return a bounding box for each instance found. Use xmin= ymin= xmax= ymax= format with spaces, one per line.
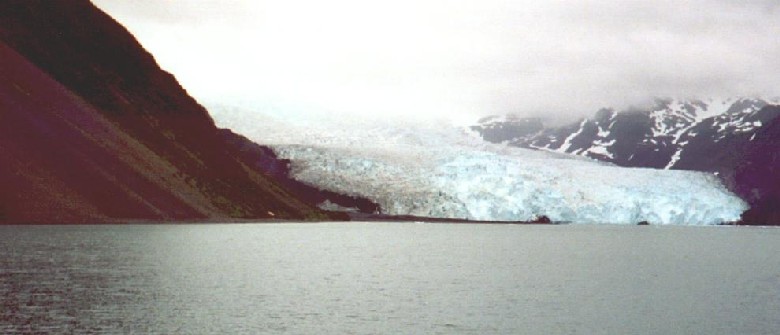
xmin=1 ymin=223 xmax=779 ymax=334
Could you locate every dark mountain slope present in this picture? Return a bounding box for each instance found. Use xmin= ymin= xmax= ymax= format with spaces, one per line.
xmin=0 ymin=42 xmax=210 ymax=222
xmin=732 ymin=107 xmax=780 ymax=224
xmin=0 ymin=1 xmax=341 ymax=223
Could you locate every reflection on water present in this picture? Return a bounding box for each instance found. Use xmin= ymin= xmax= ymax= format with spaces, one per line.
xmin=1 ymin=223 xmax=780 ymax=334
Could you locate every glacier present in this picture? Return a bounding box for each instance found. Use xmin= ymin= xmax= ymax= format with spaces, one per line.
xmin=208 ymin=103 xmax=747 ymax=225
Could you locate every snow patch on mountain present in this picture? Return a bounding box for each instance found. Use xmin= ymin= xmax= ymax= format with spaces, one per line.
xmin=664 ymin=148 xmax=684 ymax=170
xmin=585 ymin=139 xmax=616 ymax=159
xmin=559 ymin=119 xmax=588 ymax=152
xmin=696 ymin=97 xmax=736 ymax=121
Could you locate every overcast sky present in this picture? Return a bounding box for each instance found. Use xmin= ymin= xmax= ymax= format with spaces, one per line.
xmin=92 ymin=0 xmax=780 ymax=122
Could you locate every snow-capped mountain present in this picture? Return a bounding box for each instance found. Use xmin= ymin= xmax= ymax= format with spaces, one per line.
xmin=471 ymin=98 xmax=780 ymax=224
xmin=208 ymin=104 xmax=747 ymax=225
xmin=472 ymin=98 xmax=778 ymax=170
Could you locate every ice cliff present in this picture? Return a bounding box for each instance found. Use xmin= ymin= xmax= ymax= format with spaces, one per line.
xmin=209 ymin=104 xmax=747 ymax=225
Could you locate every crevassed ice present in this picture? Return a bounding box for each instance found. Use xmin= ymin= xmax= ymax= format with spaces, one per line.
xmin=209 ymin=104 xmax=747 ymax=225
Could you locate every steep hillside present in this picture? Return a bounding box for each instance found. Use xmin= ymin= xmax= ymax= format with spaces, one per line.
xmin=0 ymin=0 xmax=340 ymax=223
xmin=732 ymin=107 xmax=780 ymax=224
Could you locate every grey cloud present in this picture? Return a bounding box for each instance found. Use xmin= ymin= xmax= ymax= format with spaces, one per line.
xmin=93 ymin=1 xmax=255 ymax=25
xmin=92 ymin=0 xmax=780 ymax=122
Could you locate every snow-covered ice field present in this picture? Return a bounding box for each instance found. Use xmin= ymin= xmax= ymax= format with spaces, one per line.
xmin=208 ymin=103 xmax=746 ymax=224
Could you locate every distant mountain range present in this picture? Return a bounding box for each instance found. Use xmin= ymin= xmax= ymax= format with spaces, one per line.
xmin=471 ymin=98 xmax=780 ymax=225
xmin=0 ymin=0 xmax=356 ymax=223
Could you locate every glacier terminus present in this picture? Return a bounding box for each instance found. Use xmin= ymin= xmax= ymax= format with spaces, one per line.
xmin=210 ymin=104 xmax=747 ymax=225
